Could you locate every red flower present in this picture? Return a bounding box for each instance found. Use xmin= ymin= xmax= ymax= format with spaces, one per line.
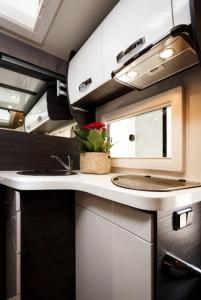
xmin=81 ymin=121 xmax=106 ymax=130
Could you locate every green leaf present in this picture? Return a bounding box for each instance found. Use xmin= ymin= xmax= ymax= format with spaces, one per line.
xmin=73 ymin=129 xmax=88 ymax=140
xmin=103 ymin=141 xmax=113 ymax=152
xmin=87 ymin=129 xmax=105 ymax=152
xmin=81 ymin=140 xmax=93 ymax=151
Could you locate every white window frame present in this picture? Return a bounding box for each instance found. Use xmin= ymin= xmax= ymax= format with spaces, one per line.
xmin=101 ymin=86 xmax=185 ymax=172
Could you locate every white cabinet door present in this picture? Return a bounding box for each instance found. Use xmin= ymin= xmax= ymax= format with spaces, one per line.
xmin=172 ymin=0 xmax=191 ymax=25
xmin=76 ymin=205 xmax=153 ymax=300
xmin=76 ymin=205 xmax=113 ymax=300
xmin=102 ymin=0 xmax=173 ymax=81
xmin=68 ymin=26 xmax=104 ymax=105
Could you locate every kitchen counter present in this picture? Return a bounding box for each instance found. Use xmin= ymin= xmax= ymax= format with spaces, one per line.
xmin=0 ymin=171 xmax=201 ymax=211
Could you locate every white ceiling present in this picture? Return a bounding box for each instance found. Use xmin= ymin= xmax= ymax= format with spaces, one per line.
xmin=0 ymin=0 xmax=118 ymax=59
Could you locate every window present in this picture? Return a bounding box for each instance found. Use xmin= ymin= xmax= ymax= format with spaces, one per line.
xmin=0 ymin=0 xmax=62 ymax=44
xmin=109 ymin=107 xmax=172 ymax=159
xmin=0 ymin=0 xmax=43 ymax=30
xmin=102 ymin=87 xmax=184 ymax=172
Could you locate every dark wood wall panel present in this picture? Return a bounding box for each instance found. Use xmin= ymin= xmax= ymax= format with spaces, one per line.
xmin=20 ymin=190 xmax=75 ymax=300
xmin=156 ymin=202 xmax=201 ymax=299
xmin=0 ymin=129 xmax=79 ymax=170
xmin=0 ymin=186 xmax=6 ymax=300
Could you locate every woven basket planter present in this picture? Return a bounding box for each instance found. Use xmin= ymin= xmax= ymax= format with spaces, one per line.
xmin=80 ymin=152 xmax=111 ymax=174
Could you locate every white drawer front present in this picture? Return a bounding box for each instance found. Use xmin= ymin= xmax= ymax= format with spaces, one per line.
xmin=76 ymin=205 xmax=153 ymax=300
xmin=76 ymin=192 xmax=153 ymax=242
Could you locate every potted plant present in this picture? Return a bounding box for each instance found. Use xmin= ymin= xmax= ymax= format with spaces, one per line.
xmin=74 ymin=121 xmax=113 ymax=174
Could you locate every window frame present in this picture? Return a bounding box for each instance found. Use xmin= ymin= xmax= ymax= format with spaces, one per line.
xmin=102 ymin=86 xmax=185 ymax=172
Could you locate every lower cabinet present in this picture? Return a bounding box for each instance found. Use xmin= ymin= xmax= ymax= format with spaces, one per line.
xmin=76 ymin=192 xmax=154 ymax=300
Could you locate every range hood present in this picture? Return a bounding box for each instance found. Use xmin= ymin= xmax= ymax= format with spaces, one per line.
xmin=112 ymin=23 xmax=201 ymax=90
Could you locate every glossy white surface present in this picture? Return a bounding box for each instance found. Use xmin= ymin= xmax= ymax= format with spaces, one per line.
xmin=68 ymin=25 xmax=104 ymax=104
xmin=102 ymin=0 xmax=173 ymax=81
xmin=0 ymin=171 xmax=201 ymax=211
xmin=76 ymin=203 xmax=153 ymax=300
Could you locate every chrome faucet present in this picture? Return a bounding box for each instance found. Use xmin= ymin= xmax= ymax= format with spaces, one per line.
xmin=51 ymin=155 xmax=72 ymax=172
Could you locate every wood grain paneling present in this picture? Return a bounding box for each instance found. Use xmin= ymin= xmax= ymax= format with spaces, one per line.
xmin=156 ymin=202 xmax=201 ymax=299
xmin=74 ymin=79 xmax=133 ymax=109
xmin=20 ymin=190 xmax=75 ymax=300
xmin=0 ymin=186 xmax=6 ymax=300
xmin=0 ymin=129 xmax=79 ymax=170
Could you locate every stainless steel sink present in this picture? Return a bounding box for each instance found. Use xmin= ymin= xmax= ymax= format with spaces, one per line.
xmin=112 ymin=174 xmax=201 ymax=192
xmin=17 ymin=170 xmax=77 ymax=176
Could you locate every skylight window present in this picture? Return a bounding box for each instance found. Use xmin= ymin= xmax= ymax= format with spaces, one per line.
xmin=0 ymin=0 xmax=43 ymax=30
xmin=0 ymin=109 xmax=10 ymax=124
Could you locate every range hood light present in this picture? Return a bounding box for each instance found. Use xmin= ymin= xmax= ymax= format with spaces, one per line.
xmin=126 ymin=70 xmax=138 ymax=78
xmin=159 ymin=48 xmax=175 ymax=60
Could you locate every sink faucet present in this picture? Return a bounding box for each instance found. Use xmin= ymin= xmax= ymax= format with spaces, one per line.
xmin=51 ymin=155 xmax=72 ymax=172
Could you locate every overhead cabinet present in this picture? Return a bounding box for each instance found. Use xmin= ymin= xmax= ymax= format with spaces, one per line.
xmin=25 ymin=84 xmax=73 ymax=133
xmin=102 ymin=0 xmax=174 ymax=82
xmin=68 ymin=0 xmax=200 ymax=105
xmin=68 ymin=26 xmax=104 ymax=105
xmin=171 ymin=0 xmax=191 ymax=25
xmin=68 ymin=0 xmax=175 ymax=105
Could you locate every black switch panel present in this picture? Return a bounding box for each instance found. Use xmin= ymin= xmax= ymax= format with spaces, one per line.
xmin=173 ymin=207 xmax=193 ymax=231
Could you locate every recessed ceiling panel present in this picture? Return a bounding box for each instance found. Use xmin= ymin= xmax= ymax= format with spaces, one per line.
xmin=0 ymin=67 xmax=45 ymax=92
xmin=0 ymin=87 xmax=34 ymax=112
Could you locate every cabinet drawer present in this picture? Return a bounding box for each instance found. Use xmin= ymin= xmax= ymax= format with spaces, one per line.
xmin=76 ymin=205 xmax=153 ymax=300
xmin=76 ymin=192 xmax=153 ymax=243
xmin=68 ymin=26 xmax=104 ymax=105
xmin=113 ymin=203 xmax=154 ymax=243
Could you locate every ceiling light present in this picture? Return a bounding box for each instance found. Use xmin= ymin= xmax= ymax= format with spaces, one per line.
xmin=11 ymin=95 xmax=17 ymax=100
xmin=126 ymin=70 xmax=138 ymax=79
xmin=159 ymin=48 xmax=175 ymax=60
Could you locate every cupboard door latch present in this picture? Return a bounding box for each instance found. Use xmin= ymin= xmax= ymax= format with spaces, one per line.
xmin=79 ymin=78 xmax=92 ymax=92
xmin=57 ymin=80 xmax=67 ymax=97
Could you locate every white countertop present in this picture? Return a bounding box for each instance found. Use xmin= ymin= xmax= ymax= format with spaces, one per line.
xmin=0 ymin=171 xmax=201 ymax=211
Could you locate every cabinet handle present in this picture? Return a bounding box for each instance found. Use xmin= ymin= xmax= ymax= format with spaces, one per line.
xmin=79 ymin=78 xmax=92 ymax=92
xmin=116 ymin=36 xmax=145 ymax=63
xmin=163 ymin=252 xmax=201 ymax=277
xmin=37 ymin=116 xmax=42 ymax=122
